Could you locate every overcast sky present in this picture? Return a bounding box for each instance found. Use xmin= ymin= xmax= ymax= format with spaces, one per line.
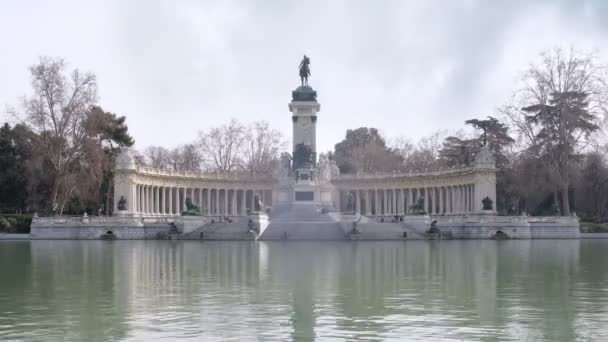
xmin=1 ymin=0 xmax=608 ymax=153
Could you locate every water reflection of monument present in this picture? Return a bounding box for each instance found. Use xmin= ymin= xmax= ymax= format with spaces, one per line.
xmin=19 ymin=240 xmax=592 ymax=340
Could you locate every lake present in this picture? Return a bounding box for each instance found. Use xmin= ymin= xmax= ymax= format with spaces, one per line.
xmin=1 ymin=240 xmax=607 ymax=341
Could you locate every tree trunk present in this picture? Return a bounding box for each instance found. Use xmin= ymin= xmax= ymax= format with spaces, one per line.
xmin=562 ymin=183 xmax=570 ymax=216
xmin=105 ymin=176 xmax=113 ymax=216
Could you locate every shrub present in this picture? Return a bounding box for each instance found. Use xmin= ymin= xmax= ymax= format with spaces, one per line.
xmin=580 ymin=222 xmax=608 ymax=233
xmin=0 ymin=215 xmax=32 ymax=234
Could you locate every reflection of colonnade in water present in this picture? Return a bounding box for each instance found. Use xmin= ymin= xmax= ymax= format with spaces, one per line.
xmin=25 ymin=240 xmax=587 ymax=340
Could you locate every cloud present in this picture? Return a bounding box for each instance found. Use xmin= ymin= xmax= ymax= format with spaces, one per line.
xmin=1 ymin=0 xmax=607 ymax=152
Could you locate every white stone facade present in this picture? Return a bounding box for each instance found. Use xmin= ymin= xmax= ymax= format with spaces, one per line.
xmin=114 ymin=158 xmax=276 ymax=216
xmin=113 ymin=88 xmax=498 ymax=217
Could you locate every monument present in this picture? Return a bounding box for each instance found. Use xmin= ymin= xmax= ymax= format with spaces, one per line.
xmin=271 ymin=55 xmax=337 ymax=208
xmin=31 ymin=56 xmax=582 ymax=240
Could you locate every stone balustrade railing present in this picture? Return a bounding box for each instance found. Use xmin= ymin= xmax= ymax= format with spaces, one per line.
xmin=136 ymin=166 xmax=275 ymax=181
xmin=335 ymin=166 xmax=477 ymax=180
xmin=32 ymin=214 xmax=183 ymax=225
xmin=438 ymin=214 xmax=579 ymax=225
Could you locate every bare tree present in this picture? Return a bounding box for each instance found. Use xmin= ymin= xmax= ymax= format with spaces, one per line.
xmin=22 ymin=57 xmax=97 ymax=214
xmin=145 ymin=146 xmax=172 ymax=169
xmin=197 ymin=119 xmax=247 ymax=172
xmin=505 ymin=47 xmax=607 ymax=215
xmin=171 ymin=144 xmax=202 ymax=171
xmin=243 ymin=121 xmax=285 ymax=174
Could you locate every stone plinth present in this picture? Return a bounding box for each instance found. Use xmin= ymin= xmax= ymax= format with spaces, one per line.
xmin=249 ymin=212 xmax=270 ymax=238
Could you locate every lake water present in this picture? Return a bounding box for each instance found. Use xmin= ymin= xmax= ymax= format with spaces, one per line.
xmin=1 ymin=240 xmax=607 ymax=341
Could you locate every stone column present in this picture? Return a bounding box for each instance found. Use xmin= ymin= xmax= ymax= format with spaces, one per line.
xmin=159 ymin=187 xmax=164 ymax=214
xmin=471 ymin=184 xmax=476 ymax=213
xmin=465 ymin=185 xmax=469 ymax=212
xmin=469 ymin=184 xmax=473 ymax=212
xmin=241 ymin=190 xmax=246 ymax=215
xmin=365 ymin=190 xmax=371 ymax=215
xmin=136 ymin=185 xmax=140 ymax=213
xmin=462 ymin=185 xmax=466 ymax=212
xmin=223 ymin=189 xmax=228 ymax=215
xmin=423 ymin=188 xmax=429 ymax=214
xmin=167 ymin=187 xmax=172 ymax=215
xmin=456 ymin=186 xmax=460 ymax=213
xmin=460 ymin=185 xmax=464 ymax=213
xmin=143 ymin=185 xmax=147 ymax=214
xmin=381 ymin=190 xmax=386 ymax=215
xmin=374 ymin=189 xmax=379 ymax=215
xmin=451 ymin=187 xmax=455 ymax=213
xmin=141 ymin=185 xmax=145 ymax=214
xmin=439 ymin=187 xmax=444 ymax=214
xmin=215 ymin=189 xmax=219 ymax=215
xmin=392 ymin=189 xmax=399 ymax=216
xmin=153 ymin=186 xmax=158 ymax=214
xmin=206 ymin=189 xmax=211 ymax=216
xmin=174 ymin=188 xmax=179 ymax=215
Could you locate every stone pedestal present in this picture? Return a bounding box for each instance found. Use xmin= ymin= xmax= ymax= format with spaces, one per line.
xmin=181 ymin=216 xmax=207 ymax=235
xmin=249 ymin=212 xmax=270 ymax=237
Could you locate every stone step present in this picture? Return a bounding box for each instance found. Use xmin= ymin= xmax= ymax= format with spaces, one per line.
xmin=260 ymin=222 xmax=345 ymax=240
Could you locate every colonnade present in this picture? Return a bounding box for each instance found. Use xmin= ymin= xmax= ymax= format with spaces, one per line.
xmin=339 ymin=184 xmax=475 ymax=216
xmin=132 ymin=185 xmax=271 ymax=216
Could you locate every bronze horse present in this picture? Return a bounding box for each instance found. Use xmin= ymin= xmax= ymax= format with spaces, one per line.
xmin=299 ymin=55 xmax=311 ymax=86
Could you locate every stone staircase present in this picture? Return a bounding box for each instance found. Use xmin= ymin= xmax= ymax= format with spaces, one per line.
xmin=181 ymin=219 xmax=254 ymax=240
xmin=260 ymin=203 xmax=345 ymax=240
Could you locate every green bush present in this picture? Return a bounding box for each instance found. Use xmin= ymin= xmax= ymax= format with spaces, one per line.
xmin=580 ymin=222 xmax=608 ymax=233
xmin=0 ymin=214 xmax=32 ymax=234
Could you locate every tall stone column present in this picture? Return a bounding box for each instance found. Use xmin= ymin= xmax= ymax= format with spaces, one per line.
xmin=424 ymin=188 xmax=429 ymax=214
xmin=224 ymin=189 xmax=228 ymax=215
xmin=154 ymin=186 xmax=159 ymax=214
xmin=143 ymin=186 xmax=147 ymax=214
xmin=382 ymin=190 xmax=387 ymax=215
xmin=392 ymin=189 xmax=398 ymax=215
xmin=451 ymin=187 xmax=455 ymax=213
xmin=180 ymin=187 xmax=188 ymax=210
xmin=241 ymin=190 xmax=246 ymax=215
xmin=462 ymin=185 xmax=466 ymax=212
xmin=469 ymin=184 xmax=473 ymax=212
xmin=365 ymin=191 xmax=371 ymax=215
xmin=215 ymin=189 xmax=220 ymax=215
xmin=457 ymin=186 xmax=460 ymax=213
xmin=168 ymin=187 xmax=173 ymax=215
xmin=206 ymin=189 xmax=210 ymax=216
xmin=146 ymin=185 xmax=150 ymax=214
xmin=141 ymin=186 xmax=145 ymax=214
xmin=159 ymin=187 xmax=164 ymax=214
xmin=465 ymin=185 xmax=469 ymax=212
xmin=471 ymin=184 xmax=476 ymax=213
xmin=431 ymin=188 xmax=436 ymax=214
xmin=460 ymin=185 xmax=464 ymax=213
xmin=135 ymin=185 xmax=140 ymax=213
xmin=374 ymin=189 xmax=379 ymax=215
xmin=174 ymin=188 xmax=179 ymax=215
xmin=232 ymin=190 xmax=237 ymax=215
xmin=439 ymin=187 xmax=444 ymax=214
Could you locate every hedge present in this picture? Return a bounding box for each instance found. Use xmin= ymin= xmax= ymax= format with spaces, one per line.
xmin=0 ymin=214 xmax=32 ymax=234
